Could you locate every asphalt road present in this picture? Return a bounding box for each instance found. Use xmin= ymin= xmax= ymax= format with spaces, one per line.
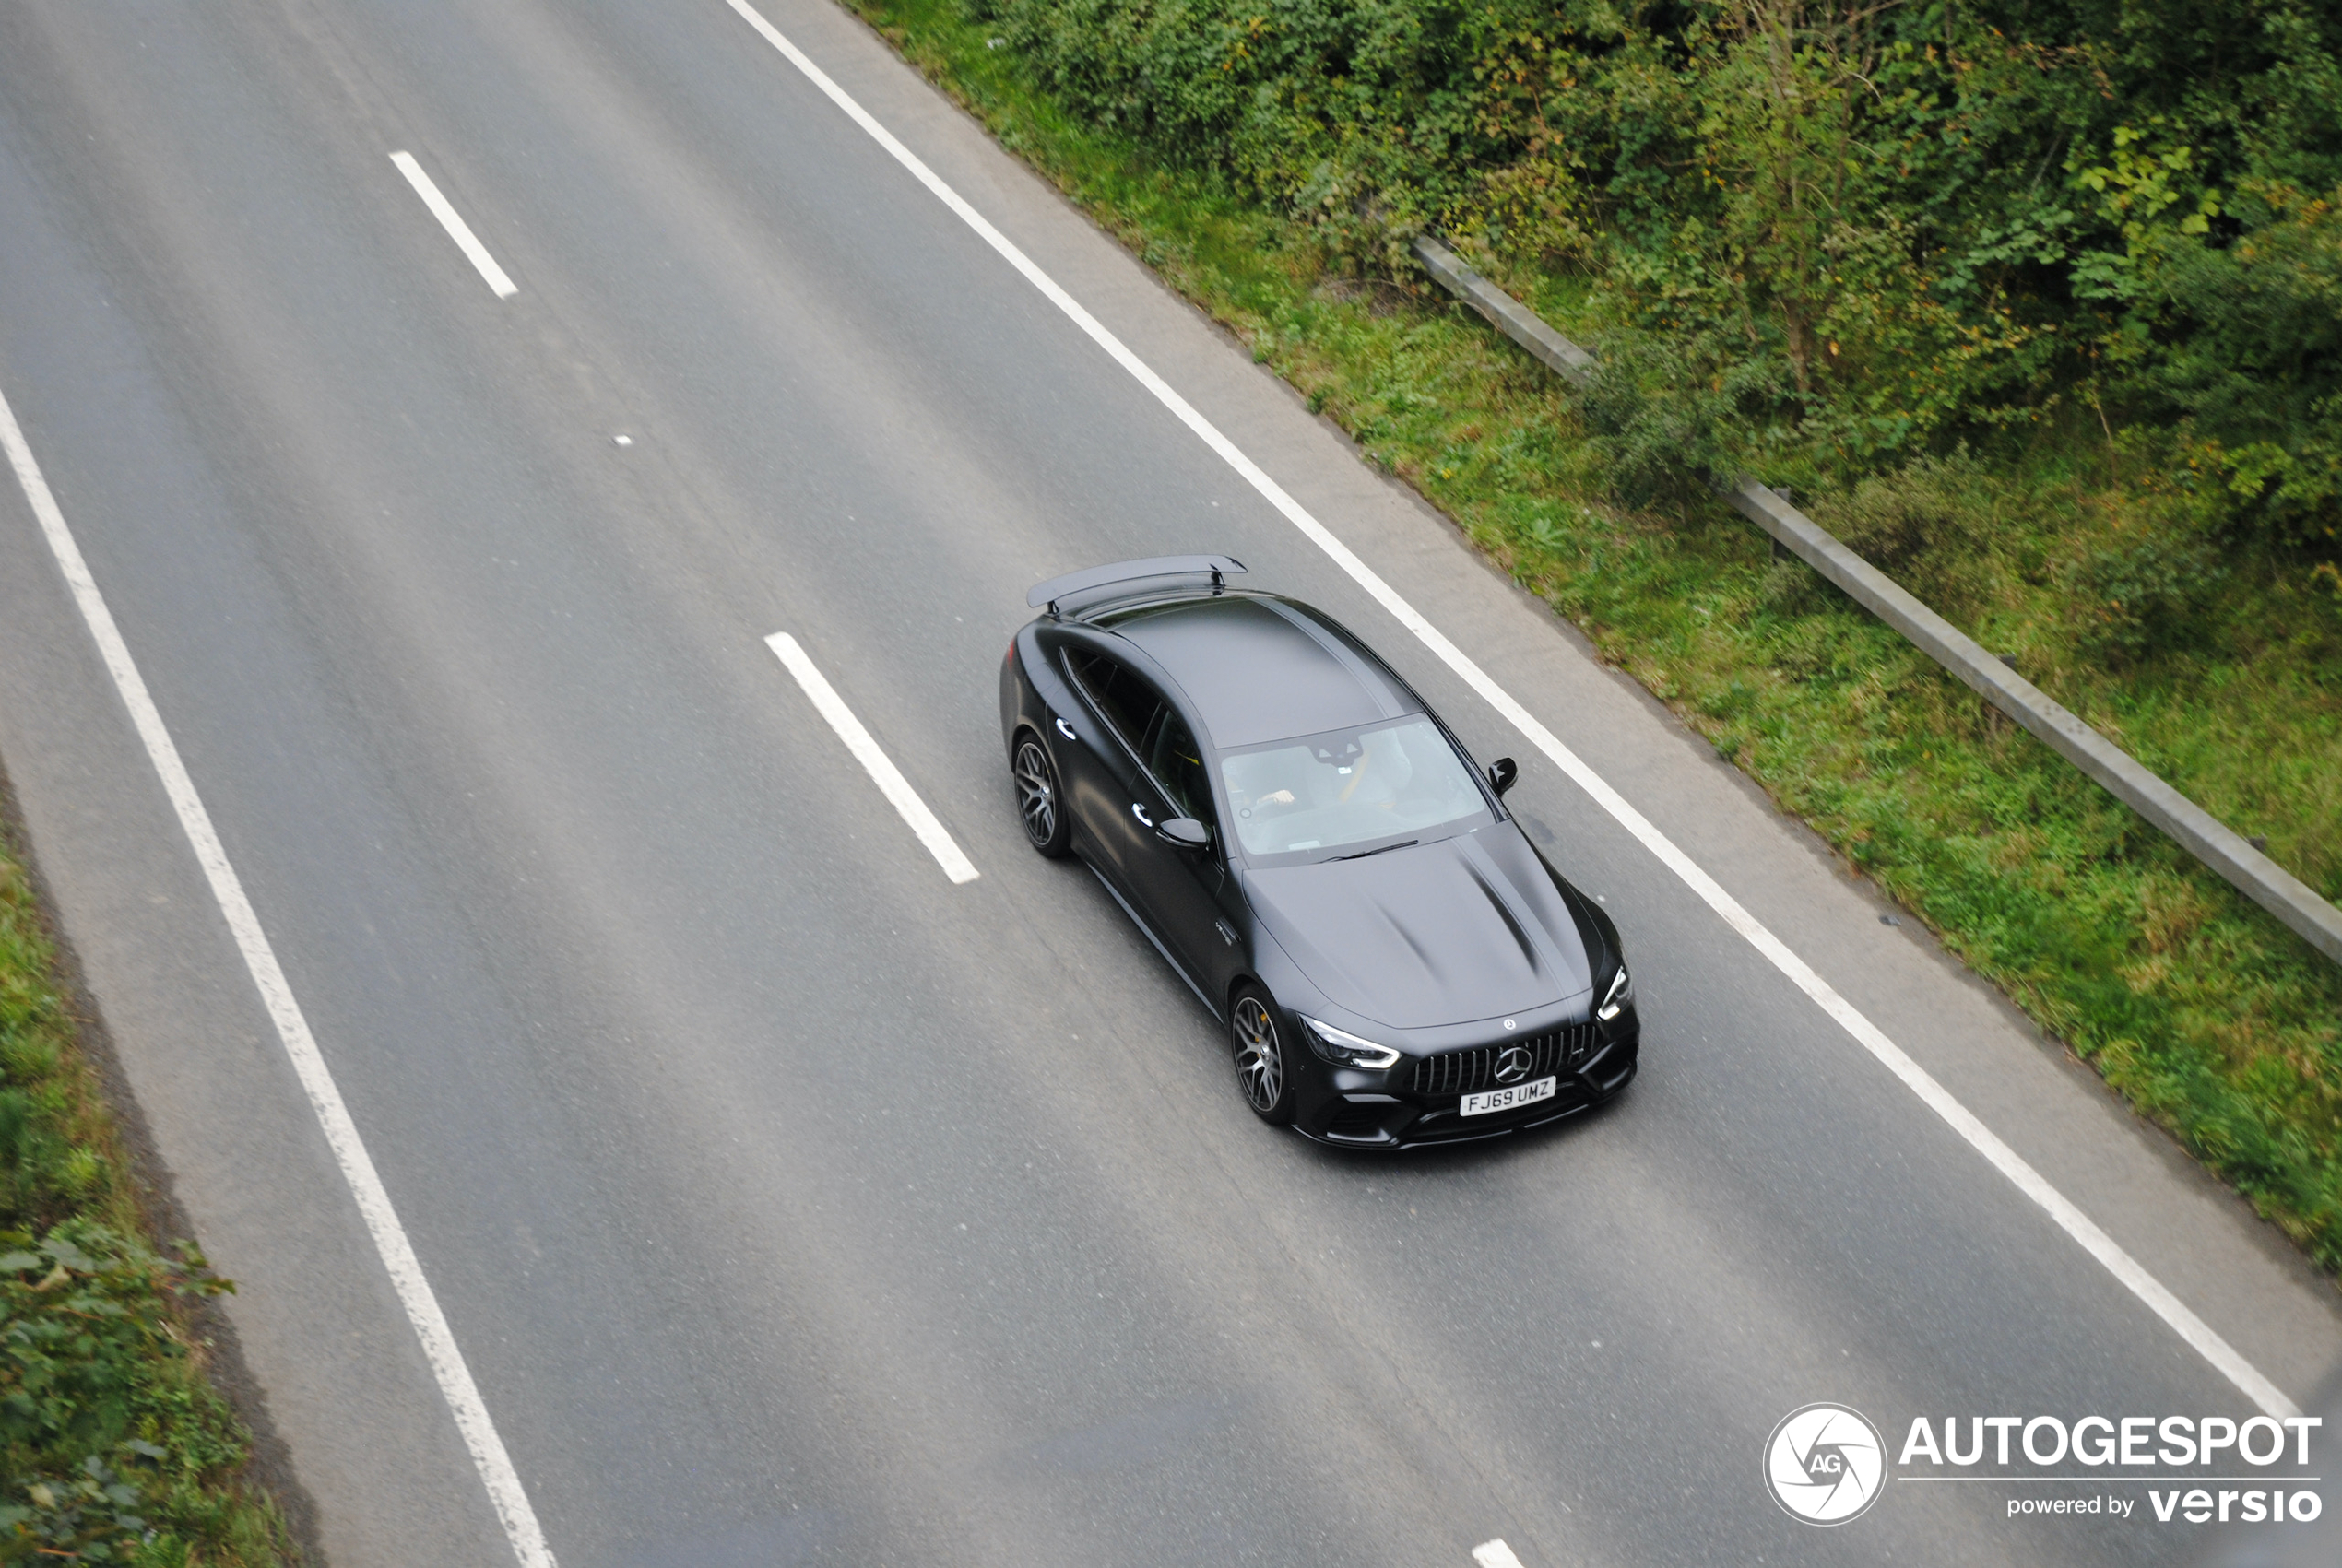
xmin=1 ymin=2 xmax=2337 ymax=1565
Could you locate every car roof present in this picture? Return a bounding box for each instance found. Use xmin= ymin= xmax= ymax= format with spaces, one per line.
xmin=1094 ymin=593 xmax=1416 ymax=749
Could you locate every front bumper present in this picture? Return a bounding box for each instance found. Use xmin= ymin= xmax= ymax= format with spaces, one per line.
xmin=1295 ymin=1018 xmax=1640 ymax=1149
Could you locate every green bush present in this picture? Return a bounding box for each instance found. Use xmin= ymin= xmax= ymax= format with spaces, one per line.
xmin=964 ymin=0 xmax=2342 ymax=541
xmin=0 ymin=1225 xmax=245 ymax=1565
xmin=2066 ymin=533 xmax=2218 ymax=664
xmin=0 ymin=838 xmax=287 ymax=1565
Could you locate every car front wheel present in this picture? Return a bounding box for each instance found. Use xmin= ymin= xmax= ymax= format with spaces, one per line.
xmin=1012 ymin=732 xmax=1073 ymax=858
xmin=1230 ymin=985 xmax=1295 ymax=1124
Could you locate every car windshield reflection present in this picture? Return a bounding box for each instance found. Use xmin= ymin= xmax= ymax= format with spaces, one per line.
xmin=1219 ymin=716 xmax=1488 ymax=863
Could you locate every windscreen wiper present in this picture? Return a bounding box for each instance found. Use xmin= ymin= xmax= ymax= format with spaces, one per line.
xmin=1326 ymin=839 xmax=1417 ymax=862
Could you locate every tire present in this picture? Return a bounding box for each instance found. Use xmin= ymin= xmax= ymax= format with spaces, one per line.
xmin=1229 ymin=985 xmax=1296 ymax=1125
xmin=1011 ymin=731 xmax=1073 ymax=858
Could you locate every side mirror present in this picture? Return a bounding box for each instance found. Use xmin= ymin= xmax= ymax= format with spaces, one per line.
xmin=1487 ymin=757 xmax=1519 ymax=797
xmin=1158 ymin=817 xmax=1211 ymax=851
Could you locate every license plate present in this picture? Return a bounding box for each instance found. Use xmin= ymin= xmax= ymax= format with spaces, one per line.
xmin=1461 ymin=1075 xmax=1556 ymax=1117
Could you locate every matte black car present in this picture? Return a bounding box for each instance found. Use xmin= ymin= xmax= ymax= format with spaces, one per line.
xmin=999 ymin=556 xmax=1639 ymax=1147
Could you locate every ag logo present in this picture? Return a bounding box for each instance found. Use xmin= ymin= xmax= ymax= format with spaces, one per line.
xmin=1493 ymin=1045 xmax=1533 ymax=1084
xmin=1764 ymin=1403 xmax=1886 ymax=1525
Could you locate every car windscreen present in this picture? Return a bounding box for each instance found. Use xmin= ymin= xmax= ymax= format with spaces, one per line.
xmin=1218 ymin=716 xmax=1490 ymax=864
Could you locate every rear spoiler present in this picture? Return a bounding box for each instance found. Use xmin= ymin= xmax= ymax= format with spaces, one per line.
xmin=1026 ymin=555 xmax=1247 ymax=614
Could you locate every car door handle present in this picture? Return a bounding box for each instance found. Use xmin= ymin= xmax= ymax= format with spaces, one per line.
xmin=1055 ymin=716 xmax=1078 ymax=741
xmin=1131 ymin=803 xmax=1153 ymax=828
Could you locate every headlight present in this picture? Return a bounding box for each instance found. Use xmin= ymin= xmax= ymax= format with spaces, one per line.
xmin=1597 ymin=964 xmax=1634 ymax=1022
xmin=1300 ymin=1017 xmax=1402 ymax=1071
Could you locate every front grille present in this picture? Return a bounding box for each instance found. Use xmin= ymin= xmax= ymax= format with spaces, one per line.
xmin=1410 ymin=1023 xmax=1599 ymax=1098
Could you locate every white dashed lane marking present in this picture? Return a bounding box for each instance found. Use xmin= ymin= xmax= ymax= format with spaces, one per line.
xmin=390 ymin=150 xmax=519 ymax=299
xmin=765 ymin=632 xmax=980 ymax=885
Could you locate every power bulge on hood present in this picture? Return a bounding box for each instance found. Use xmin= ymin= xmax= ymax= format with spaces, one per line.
xmin=1000 ymin=556 xmax=1639 ymax=1148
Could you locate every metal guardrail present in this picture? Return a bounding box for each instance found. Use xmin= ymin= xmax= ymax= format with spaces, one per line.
xmin=1411 ymin=234 xmax=2342 ymax=966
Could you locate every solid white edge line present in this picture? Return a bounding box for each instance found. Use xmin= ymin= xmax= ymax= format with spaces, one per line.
xmin=0 ymin=385 xmax=560 ymax=1568
xmin=721 ymin=0 xmax=2299 ymax=1421
xmin=765 ymin=633 xmax=980 ymax=884
xmin=390 ymin=150 xmax=520 ymax=299
xmin=1472 ymin=1541 xmax=1526 ymax=1568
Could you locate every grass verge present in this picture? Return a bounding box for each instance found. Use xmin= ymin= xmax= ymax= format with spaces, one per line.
xmin=0 ymin=791 xmax=291 ymax=1563
xmin=840 ymin=0 xmax=2342 ymax=1272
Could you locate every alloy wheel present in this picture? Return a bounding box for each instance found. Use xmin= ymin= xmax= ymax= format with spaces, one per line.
xmin=1012 ymin=736 xmax=1074 ymax=857
xmin=1233 ymin=995 xmax=1284 ymax=1114
xmin=1014 ymin=738 xmax=1058 ymax=846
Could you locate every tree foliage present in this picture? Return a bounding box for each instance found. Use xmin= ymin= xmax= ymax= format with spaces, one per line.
xmin=968 ymin=0 xmax=2342 ymax=534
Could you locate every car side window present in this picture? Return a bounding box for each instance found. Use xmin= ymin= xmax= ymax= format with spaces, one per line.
xmin=1065 ymin=650 xmax=1162 ymax=759
xmin=1142 ymin=707 xmax=1215 ymax=828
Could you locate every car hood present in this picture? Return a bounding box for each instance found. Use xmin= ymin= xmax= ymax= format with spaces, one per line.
xmin=1240 ymin=826 xmax=1593 ymax=1031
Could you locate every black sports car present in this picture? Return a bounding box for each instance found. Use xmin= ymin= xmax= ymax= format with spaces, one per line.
xmin=1000 ymin=556 xmax=1639 ymax=1148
